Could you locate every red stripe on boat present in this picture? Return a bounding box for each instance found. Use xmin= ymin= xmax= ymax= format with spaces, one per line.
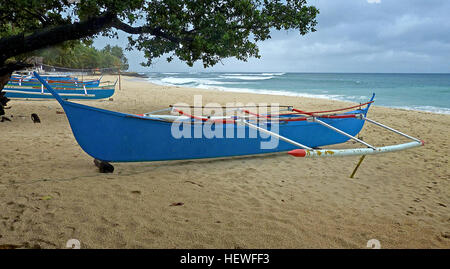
xmin=318 ymin=114 xmax=357 ymax=119
xmin=308 ymin=100 xmax=374 ymax=114
xmin=291 ymin=108 xmax=315 ymax=116
xmin=242 ymin=109 xmax=271 ymax=119
xmin=278 ymin=100 xmax=374 ymax=116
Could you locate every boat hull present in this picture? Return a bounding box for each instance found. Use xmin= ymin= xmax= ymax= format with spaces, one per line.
xmin=61 ymin=101 xmax=368 ymax=162
xmin=32 ymin=71 xmax=370 ymax=162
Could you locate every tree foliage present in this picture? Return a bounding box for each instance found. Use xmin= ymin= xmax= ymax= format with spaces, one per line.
xmin=101 ymin=44 xmax=129 ymax=69
xmin=0 ymin=0 xmax=318 ymax=71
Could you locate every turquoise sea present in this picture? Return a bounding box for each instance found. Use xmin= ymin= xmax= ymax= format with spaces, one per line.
xmin=143 ymin=72 xmax=450 ymax=114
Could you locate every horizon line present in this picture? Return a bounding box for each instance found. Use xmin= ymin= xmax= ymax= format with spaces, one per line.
xmin=132 ymin=71 xmax=450 ymax=74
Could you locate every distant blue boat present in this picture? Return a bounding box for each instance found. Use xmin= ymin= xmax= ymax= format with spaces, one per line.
xmin=10 ymin=75 xmax=102 ymax=87
xmin=4 ymin=82 xmax=116 ymax=100
xmin=7 ymin=79 xmax=101 ymax=88
xmin=11 ymin=74 xmax=78 ymax=82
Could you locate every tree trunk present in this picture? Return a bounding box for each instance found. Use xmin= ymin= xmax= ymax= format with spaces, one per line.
xmin=0 ymin=62 xmax=34 ymax=117
xmin=0 ymin=72 xmax=12 ymax=117
xmin=0 ymin=72 xmax=11 ymax=89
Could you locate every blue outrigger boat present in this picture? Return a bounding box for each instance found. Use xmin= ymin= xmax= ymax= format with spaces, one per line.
xmin=10 ymin=74 xmax=102 ymax=87
xmin=8 ymin=78 xmax=101 ymax=88
xmin=12 ymin=74 xmax=78 ymax=81
xmin=4 ymin=80 xmax=115 ymax=100
xmin=33 ymin=72 xmax=423 ymax=163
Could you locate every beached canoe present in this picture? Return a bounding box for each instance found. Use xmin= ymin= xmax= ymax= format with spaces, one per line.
xmin=33 ymin=72 xmax=423 ymax=163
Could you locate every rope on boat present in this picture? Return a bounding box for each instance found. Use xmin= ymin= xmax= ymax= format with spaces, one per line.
xmin=169 ymin=104 xmax=294 ymax=109
xmin=307 ymin=100 xmax=374 ymax=114
xmin=146 ymin=107 xmax=363 ymax=123
xmin=242 ymin=109 xmax=271 ymax=119
xmin=169 ymin=108 xmax=362 ymax=123
xmin=281 ymin=100 xmax=374 ymax=116
xmin=166 ymin=100 xmax=374 ymax=123
xmin=172 ymin=108 xmax=236 ymax=124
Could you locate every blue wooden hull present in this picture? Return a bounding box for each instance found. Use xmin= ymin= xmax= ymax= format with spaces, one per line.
xmin=33 ymin=72 xmax=371 ymax=162
xmin=3 ymin=85 xmax=114 ymax=100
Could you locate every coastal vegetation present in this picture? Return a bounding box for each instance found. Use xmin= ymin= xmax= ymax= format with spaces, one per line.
xmin=36 ymin=43 xmax=129 ymax=70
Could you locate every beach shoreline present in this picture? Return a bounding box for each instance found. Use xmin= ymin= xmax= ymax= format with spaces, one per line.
xmin=1 ymin=75 xmax=449 ymax=249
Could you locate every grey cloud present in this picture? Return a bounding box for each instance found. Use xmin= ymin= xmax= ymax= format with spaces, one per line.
xmin=93 ymin=0 xmax=450 ymax=73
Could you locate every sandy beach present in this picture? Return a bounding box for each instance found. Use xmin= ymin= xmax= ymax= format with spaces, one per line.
xmin=0 ymin=75 xmax=449 ymax=249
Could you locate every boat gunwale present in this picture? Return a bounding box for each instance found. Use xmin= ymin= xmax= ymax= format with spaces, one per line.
xmin=62 ymin=98 xmax=368 ymax=129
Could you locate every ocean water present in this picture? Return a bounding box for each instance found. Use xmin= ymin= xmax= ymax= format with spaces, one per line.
xmin=143 ymin=72 xmax=450 ymax=115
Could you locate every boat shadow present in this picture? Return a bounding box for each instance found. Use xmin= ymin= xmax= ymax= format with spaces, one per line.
xmin=137 ymin=151 xmax=290 ymax=167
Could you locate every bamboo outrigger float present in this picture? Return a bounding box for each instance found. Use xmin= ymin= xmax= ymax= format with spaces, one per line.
xmin=287 ymin=115 xmax=424 ymax=158
xmin=33 ymin=72 xmax=424 ymax=166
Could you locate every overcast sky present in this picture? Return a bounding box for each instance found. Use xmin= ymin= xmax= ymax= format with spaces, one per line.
xmin=93 ymin=0 xmax=450 ymax=73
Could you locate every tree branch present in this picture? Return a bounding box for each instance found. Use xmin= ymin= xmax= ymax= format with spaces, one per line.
xmin=0 ymin=11 xmax=117 ymax=64
xmin=0 ymin=62 xmax=32 ymax=115
xmin=111 ymin=19 xmax=185 ymax=43
xmin=22 ymin=8 xmax=50 ymax=27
